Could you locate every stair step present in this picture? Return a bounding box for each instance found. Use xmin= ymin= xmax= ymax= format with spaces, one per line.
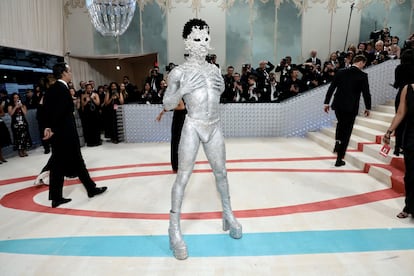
xmin=369 ymin=110 xmax=394 ymax=122
xmin=351 ymin=124 xmax=384 ymax=141
xmin=355 ymin=117 xmax=390 ymax=132
xmin=309 ymin=98 xmax=405 ymax=195
xmin=307 ymin=131 xmax=334 ymax=152
xmin=374 ymin=105 xmax=395 ymax=114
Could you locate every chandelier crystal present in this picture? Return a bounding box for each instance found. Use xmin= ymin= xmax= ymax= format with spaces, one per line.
xmin=86 ymin=0 xmax=137 ymax=37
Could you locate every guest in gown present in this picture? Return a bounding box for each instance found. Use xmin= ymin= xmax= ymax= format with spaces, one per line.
xmin=104 ymin=82 xmax=124 ymax=144
xmin=80 ymin=83 xmax=101 ymax=147
xmin=8 ymin=93 xmax=32 ymax=157
xmin=383 ymin=83 xmax=414 ymax=219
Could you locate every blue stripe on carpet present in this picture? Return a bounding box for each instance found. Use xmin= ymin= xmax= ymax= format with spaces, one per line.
xmin=1 ymin=228 xmax=413 ymax=257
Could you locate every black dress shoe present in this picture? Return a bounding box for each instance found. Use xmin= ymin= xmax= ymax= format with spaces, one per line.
xmin=335 ymin=160 xmax=346 ymax=167
xmin=52 ymin=198 xmax=72 ymax=208
xmin=88 ymin=187 xmax=108 ymax=198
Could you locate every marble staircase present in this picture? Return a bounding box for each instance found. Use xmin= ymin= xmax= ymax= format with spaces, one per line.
xmin=307 ymin=101 xmax=405 ymax=194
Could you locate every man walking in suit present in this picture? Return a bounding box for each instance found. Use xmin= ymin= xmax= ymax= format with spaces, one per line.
xmin=43 ymin=62 xmax=107 ymax=208
xmin=324 ymin=55 xmax=371 ymax=167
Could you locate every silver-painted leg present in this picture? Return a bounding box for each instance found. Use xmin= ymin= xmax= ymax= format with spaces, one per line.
xmin=168 ymin=211 xmax=188 ymax=260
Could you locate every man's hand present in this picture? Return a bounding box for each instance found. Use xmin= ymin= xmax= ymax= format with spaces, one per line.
xmin=324 ymin=104 xmax=330 ymax=113
xmin=364 ymin=110 xmax=370 ymax=117
xmin=43 ymin=128 xmax=54 ymax=140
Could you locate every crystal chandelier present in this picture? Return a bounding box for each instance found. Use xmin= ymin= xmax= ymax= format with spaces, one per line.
xmin=86 ymin=0 xmax=137 ymax=37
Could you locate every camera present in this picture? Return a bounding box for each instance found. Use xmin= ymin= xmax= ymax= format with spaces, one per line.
xmin=165 ymin=62 xmax=176 ymax=72
xmin=205 ymin=54 xmax=213 ymax=63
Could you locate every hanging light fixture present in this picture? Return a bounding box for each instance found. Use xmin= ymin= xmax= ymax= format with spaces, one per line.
xmin=86 ymin=0 xmax=137 ymax=37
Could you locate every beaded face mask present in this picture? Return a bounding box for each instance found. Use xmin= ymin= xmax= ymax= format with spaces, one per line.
xmin=184 ymin=26 xmax=211 ymax=59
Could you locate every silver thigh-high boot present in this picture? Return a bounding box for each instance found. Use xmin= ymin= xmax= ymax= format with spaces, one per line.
xmin=215 ymin=170 xmax=242 ymax=239
xmin=169 ymin=211 xmax=188 ymax=260
xmin=221 ymin=196 xmax=242 ymax=239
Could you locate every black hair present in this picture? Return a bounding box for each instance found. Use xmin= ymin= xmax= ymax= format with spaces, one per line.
xmin=53 ymin=62 xmax=69 ymax=80
xmin=182 ymin=18 xmax=209 ymax=39
xmin=352 ymin=54 xmax=367 ymax=64
xmin=401 ymin=49 xmax=414 ymax=65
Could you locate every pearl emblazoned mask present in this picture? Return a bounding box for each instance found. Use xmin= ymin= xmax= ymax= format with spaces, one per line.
xmin=184 ymin=26 xmax=211 ymax=58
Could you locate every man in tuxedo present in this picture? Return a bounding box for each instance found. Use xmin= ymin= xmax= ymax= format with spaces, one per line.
xmin=305 ymin=50 xmax=322 ymax=67
xmin=324 ymin=55 xmax=371 ymax=167
xmin=255 ymin=60 xmax=275 ymax=102
xmin=43 ymin=62 xmax=107 ymax=208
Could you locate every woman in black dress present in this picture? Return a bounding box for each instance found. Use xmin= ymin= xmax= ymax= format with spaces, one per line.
xmin=384 ymin=83 xmax=414 ymax=218
xmin=156 ymin=99 xmax=186 ymax=172
xmin=392 ymin=49 xmax=414 ymax=155
xmin=80 ymin=83 xmax=101 ymax=147
xmin=8 ymin=93 xmax=32 ymax=157
xmin=104 ymin=82 xmax=124 ymax=143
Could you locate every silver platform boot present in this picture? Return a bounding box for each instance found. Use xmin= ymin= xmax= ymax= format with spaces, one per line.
xmin=168 ymin=211 xmax=188 ymax=260
xmin=222 ymin=197 xmax=242 ymax=239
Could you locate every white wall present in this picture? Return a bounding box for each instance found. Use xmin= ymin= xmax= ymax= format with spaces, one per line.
xmin=167 ymin=4 xmax=226 ymax=66
xmin=65 ymin=6 xmax=94 ymax=57
xmin=301 ymin=2 xmax=361 ymax=62
xmin=0 ymin=0 xmax=64 ymax=55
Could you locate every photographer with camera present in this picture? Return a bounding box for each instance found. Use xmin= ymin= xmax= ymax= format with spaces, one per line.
xmin=299 ymin=62 xmax=322 ymax=90
xmin=371 ymin=40 xmax=389 ymax=65
xmin=232 ymin=72 xmax=247 ymax=102
xmin=278 ymin=67 xmax=305 ymax=102
xmin=145 ymin=66 xmax=164 ymax=93
xmin=255 ymin=60 xmax=275 ymax=102
xmin=240 ymin=63 xmax=255 ymax=91
xmin=221 ymin=65 xmax=235 ymax=103
xmin=206 ymin=53 xmax=219 ymax=68
xmin=275 ymin=56 xmax=295 ymax=85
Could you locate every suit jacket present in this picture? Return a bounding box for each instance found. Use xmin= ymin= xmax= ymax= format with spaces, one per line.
xmin=324 ymin=66 xmax=371 ymax=115
xmin=305 ymin=57 xmax=322 ymax=66
xmin=43 ymin=80 xmax=84 ymax=176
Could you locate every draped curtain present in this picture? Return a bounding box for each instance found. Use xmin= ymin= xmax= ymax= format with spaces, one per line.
xmin=0 ymin=0 xmax=64 ymax=56
xmin=67 ymin=57 xmax=110 ymax=89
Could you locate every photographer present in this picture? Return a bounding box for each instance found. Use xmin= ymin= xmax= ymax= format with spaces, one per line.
xmin=275 ymin=56 xmax=294 ymax=85
xmin=255 ymin=60 xmax=275 ymax=102
xmin=240 ymin=63 xmax=255 ymax=90
xmin=206 ymin=54 xmax=219 ymax=68
xmin=232 ymin=73 xmax=247 ymax=102
xmin=372 ymin=40 xmax=389 ymax=65
xmin=145 ymin=67 xmax=163 ymax=93
xmin=278 ymin=67 xmax=305 ymax=101
xmin=299 ymin=62 xmax=322 ymax=90
xmin=221 ymin=66 xmax=235 ymax=103
xmin=321 ymin=62 xmax=336 ymax=84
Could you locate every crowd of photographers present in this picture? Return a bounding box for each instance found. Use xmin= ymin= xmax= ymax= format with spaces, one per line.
xmin=219 ymin=29 xmax=414 ymax=103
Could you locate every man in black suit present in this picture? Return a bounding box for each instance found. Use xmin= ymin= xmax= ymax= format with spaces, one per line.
xmin=324 ymin=55 xmax=371 ymax=167
xmin=305 ymin=50 xmax=322 ymax=67
xmin=43 ymin=62 xmax=107 ymax=208
xmin=255 ymin=60 xmax=275 ymax=102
